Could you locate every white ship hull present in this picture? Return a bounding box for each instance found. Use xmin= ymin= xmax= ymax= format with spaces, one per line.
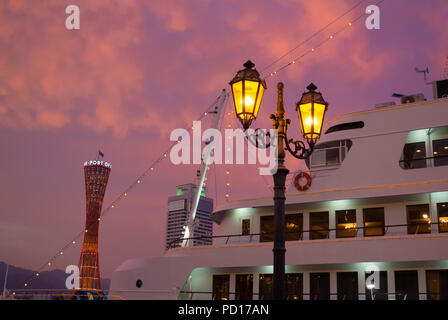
xmin=110 ymin=98 xmax=448 ymax=300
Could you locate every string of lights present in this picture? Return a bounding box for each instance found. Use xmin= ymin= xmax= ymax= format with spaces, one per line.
xmin=223 ymin=98 xmax=234 ymax=202
xmin=260 ymin=0 xmax=368 ymax=73
xmin=263 ymin=0 xmax=386 ymax=79
xmin=22 ymin=95 xmax=222 ymax=288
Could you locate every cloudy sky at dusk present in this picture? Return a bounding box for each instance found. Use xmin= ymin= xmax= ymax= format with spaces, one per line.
xmin=1 ymin=0 xmax=448 ymax=280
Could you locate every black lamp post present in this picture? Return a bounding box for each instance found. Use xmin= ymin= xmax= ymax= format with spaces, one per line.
xmin=229 ymin=60 xmax=328 ymax=300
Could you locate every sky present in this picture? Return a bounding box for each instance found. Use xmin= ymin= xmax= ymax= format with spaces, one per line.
xmin=0 ymin=0 xmax=447 ymax=280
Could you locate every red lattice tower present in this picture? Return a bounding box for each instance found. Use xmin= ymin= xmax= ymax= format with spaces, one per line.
xmin=78 ymin=160 xmax=112 ymax=291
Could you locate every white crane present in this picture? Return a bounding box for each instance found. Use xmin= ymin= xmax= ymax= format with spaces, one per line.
xmin=183 ymin=89 xmax=228 ymax=247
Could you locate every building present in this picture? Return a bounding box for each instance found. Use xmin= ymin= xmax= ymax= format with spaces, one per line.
xmin=78 ymin=160 xmax=112 ymax=291
xmin=110 ymin=82 xmax=448 ymax=300
xmin=165 ymin=184 xmax=214 ymax=249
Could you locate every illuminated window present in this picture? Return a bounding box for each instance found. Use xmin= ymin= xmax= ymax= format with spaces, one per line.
xmin=437 ymin=203 xmax=448 ymax=232
xmin=286 ymin=214 xmax=303 ymax=241
xmin=363 ymin=207 xmax=385 ymax=236
xmin=212 ymin=275 xmax=229 ymax=300
xmin=335 ymin=209 xmax=357 ymax=238
xmin=260 ymin=214 xmax=303 ymax=242
xmin=286 ymin=273 xmax=303 ymax=300
xmin=259 ymin=274 xmax=273 ymax=300
xmin=242 ymin=219 xmax=250 ymax=235
xmin=259 ymin=274 xmax=303 ymax=300
xmin=433 ymin=138 xmax=448 ymax=167
xmin=426 ymin=270 xmax=448 ymax=300
xmin=260 ymin=216 xmax=274 ymax=242
xmin=400 ymin=142 xmax=426 ymax=169
xmin=406 ymin=204 xmax=431 ymax=234
xmin=310 ymin=211 xmax=329 ymax=240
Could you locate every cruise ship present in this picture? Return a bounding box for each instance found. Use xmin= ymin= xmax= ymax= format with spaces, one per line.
xmin=110 ymin=81 xmax=448 ymax=300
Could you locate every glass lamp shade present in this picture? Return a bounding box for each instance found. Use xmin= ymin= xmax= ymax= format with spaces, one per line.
xmin=229 ymin=60 xmax=266 ymax=130
xmin=296 ymin=83 xmax=328 ymax=145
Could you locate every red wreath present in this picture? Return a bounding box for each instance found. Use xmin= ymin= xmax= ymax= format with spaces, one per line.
xmin=294 ymin=172 xmax=312 ymax=191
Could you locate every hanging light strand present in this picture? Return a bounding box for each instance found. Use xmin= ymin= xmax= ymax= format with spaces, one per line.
xmin=264 ymin=0 xmax=386 ymax=79
xmin=22 ymin=94 xmax=223 ymax=288
xmin=223 ymin=98 xmax=235 ymax=202
xmin=260 ymin=0 xmax=368 ymax=73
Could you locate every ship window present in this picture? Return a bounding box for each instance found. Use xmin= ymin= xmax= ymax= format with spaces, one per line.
xmin=406 ymin=204 xmax=431 ymax=234
xmin=260 ymin=214 xmax=303 ymax=242
xmin=241 ymin=219 xmax=250 ymax=235
xmin=286 ymin=214 xmax=303 ymax=241
xmin=337 ymin=272 xmax=358 ymax=300
xmin=432 ymin=138 xmax=448 ymax=167
xmin=426 ymin=270 xmax=448 ymax=300
xmin=400 ymin=142 xmax=427 ymax=169
xmin=310 ymin=272 xmax=330 ymax=300
xmin=308 ymin=140 xmax=352 ymax=168
xmin=335 ymin=209 xmax=357 ymax=238
xmin=363 ymin=207 xmax=385 ymax=236
xmin=286 ymin=273 xmax=303 ymax=300
xmin=259 ymin=274 xmax=273 ymax=300
xmin=395 ymin=270 xmax=419 ymax=300
xmin=235 ymin=274 xmax=253 ymax=300
xmin=260 ymin=216 xmax=274 ymax=242
xmin=325 ymin=121 xmax=364 ymax=134
xmin=310 ymin=211 xmax=329 ymax=240
xmin=365 ymin=271 xmax=388 ymax=300
xmin=259 ymin=274 xmax=303 ymax=300
xmin=136 ymin=279 xmax=143 ymax=288
xmin=212 ymin=275 xmax=230 ymax=300
xmin=437 ymin=203 xmax=448 ymax=232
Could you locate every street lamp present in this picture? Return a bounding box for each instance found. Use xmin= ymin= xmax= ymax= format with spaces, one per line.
xmin=229 ymin=61 xmax=328 ymax=300
xmin=229 ymin=60 xmax=267 ymax=130
xmin=296 ymin=83 xmax=328 ymax=146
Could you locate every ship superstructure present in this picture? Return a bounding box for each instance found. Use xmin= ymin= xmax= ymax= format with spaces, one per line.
xmin=110 ymin=86 xmax=448 ymax=300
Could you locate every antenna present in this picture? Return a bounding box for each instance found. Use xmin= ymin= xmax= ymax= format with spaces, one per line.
xmin=443 ymin=56 xmax=448 ymax=80
xmin=2 ymin=264 xmax=8 ymax=298
xmin=415 ymin=67 xmax=431 ymax=84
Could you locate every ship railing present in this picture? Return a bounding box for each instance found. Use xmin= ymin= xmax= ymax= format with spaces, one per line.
xmin=166 ymin=222 xmax=446 ymax=249
xmin=399 ymin=154 xmax=448 ymax=169
xmin=4 ymin=289 xmax=440 ymax=300
xmin=0 ymin=288 xmax=124 ymax=300
xmin=179 ymin=291 xmax=427 ymax=300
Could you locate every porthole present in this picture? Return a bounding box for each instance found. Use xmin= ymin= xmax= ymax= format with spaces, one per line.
xmin=136 ymin=279 xmax=143 ymax=288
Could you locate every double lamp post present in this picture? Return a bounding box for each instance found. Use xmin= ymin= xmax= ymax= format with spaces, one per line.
xmin=229 ymin=60 xmax=329 ymax=300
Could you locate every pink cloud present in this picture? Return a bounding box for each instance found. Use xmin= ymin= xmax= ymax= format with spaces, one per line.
xmin=0 ymin=0 xmax=422 ymax=137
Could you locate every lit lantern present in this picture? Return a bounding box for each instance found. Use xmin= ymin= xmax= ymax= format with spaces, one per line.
xmin=229 ymin=60 xmax=266 ymax=130
xmin=296 ymin=83 xmax=328 ymax=145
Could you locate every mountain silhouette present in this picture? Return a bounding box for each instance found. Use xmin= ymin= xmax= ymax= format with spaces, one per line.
xmin=0 ymin=261 xmax=110 ymax=291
